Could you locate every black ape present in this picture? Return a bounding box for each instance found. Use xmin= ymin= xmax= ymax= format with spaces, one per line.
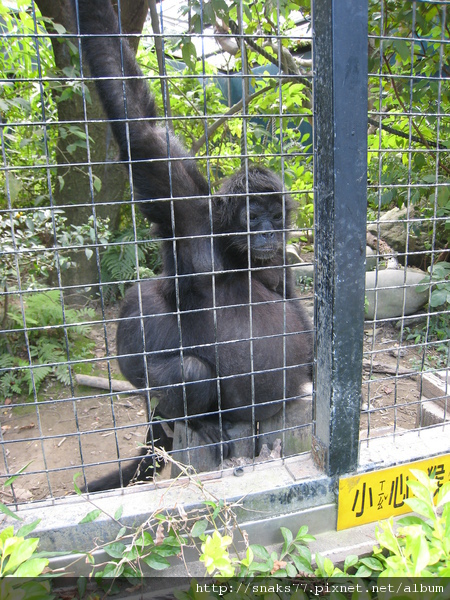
xmin=75 ymin=0 xmax=312 ymax=492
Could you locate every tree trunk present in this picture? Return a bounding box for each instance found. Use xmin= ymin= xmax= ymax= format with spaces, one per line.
xmin=34 ymin=0 xmax=148 ymax=302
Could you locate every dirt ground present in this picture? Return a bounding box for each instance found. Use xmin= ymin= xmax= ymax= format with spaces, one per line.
xmin=0 ymin=302 xmax=433 ymax=504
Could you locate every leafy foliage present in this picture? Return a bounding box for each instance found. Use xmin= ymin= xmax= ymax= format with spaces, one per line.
xmin=0 ymin=290 xmax=95 ymax=399
xmin=405 ymin=261 xmax=450 ymax=354
xmin=0 ymin=466 xmax=447 ymax=594
xmin=136 ymin=1 xmax=314 ymax=230
xmin=367 ymin=0 xmax=450 ymax=253
xmin=0 ymin=208 xmax=109 ymax=398
xmin=0 ymin=210 xmax=110 ymax=293
xmin=312 ymin=469 xmax=450 ymax=582
xmin=100 ymin=226 xmax=161 ymax=300
xmin=73 ymin=466 xmax=449 ymax=596
xmin=0 ymin=0 xmax=91 ymax=210
xmin=0 ymin=524 xmax=49 ymax=579
xmin=0 ymin=473 xmax=51 ymax=599
xmin=425 ymin=261 xmax=450 ymax=309
xmin=0 ymin=1 xmax=57 ymax=209
xmin=372 ymin=469 xmax=450 ymax=577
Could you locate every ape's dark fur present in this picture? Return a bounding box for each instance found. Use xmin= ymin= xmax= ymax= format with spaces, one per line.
xmin=75 ymin=0 xmax=312 ymax=492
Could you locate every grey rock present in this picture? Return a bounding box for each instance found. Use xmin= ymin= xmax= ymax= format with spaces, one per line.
xmin=367 ymin=206 xmax=428 ymax=256
xmin=365 ymin=267 xmax=429 ymax=320
xmin=365 ymin=246 xmax=377 ymax=271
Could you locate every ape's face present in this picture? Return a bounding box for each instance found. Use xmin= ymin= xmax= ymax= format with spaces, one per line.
xmin=231 ymin=196 xmax=285 ymax=263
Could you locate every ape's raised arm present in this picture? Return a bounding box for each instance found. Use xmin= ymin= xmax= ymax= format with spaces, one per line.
xmin=74 ymin=0 xmax=209 ymax=229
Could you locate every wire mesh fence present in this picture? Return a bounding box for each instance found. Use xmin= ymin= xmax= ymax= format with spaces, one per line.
xmin=0 ymin=0 xmax=315 ymax=502
xmin=0 ymin=0 xmax=448 ymax=510
xmin=361 ymin=0 xmax=449 ymax=455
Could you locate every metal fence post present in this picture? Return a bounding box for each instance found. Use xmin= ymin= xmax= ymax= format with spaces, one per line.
xmin=313 ymin=0 xmax=368 ymax=476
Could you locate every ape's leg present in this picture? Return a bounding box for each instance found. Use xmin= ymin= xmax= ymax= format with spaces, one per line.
xmin=81 ymin=421 xmax=173 ymax=493
xmin=145 ymin=354 xmax=217 ymax=419
xmin=147 ymin=354 xmax=236 ymax=460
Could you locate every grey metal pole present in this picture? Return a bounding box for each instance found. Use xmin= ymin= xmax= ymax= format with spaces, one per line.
xmin=313 ymin=0 xmax=368 ymax=476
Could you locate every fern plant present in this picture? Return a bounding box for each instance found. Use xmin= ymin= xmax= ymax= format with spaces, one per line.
xmin=0 ymin=290 xmax=95 ymax=400
xmin=101 ymin=227 xmax=161 ymax=300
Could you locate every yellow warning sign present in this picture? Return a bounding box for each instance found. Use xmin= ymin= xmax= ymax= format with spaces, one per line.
xmin=337 ymin=454 xmax=450 ymax=530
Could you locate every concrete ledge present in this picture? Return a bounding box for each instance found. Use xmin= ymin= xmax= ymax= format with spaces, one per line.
xmin=4 ymin=454 xmax=334 ymax=556
xmin=359 ymin=422 xmax=450 ymax=470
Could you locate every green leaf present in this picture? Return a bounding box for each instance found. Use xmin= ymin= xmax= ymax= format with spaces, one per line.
xmin=280 ymin=526 xmax=293 ymax=549
xmin=104 ymin=542 xmax=127 ymax=559
xmin=0 ymin=503 xmax=22 ymax=521
xmin=0 ymin=527 xmax=15 ymax=543
xmin=397 ymin=515 xmax=427 ymax=527
xmin=112 ymin=562 xmax=125 ymax=578
xmin=376 ymin=521 xmax=400 ymax=555
xmin=77 ymin=576 xmax=87 ymax=599
xmin=93 ymin=175 xmax=102 ymax=193
xmin=409 ymin=469 xmax=434 ymax=488
xmin=393 ymin=39 xmax=411 ymax=63
xmin=322 ymin=556 xmax=335 ymax=577
xmin=285 ymin=562 xmax=297 ymax=577
xmin=359 ymin=556 xmax=383 ymax=571
xmin=407 ymin=480 xmax=433 ymax=505
xmin=249 ymin=544 xmax=270 ymax=560
xmin=143 ymin=553 xmax=171 ymax=570
xmin=16 ymin=520 xmax=41 ymax=538
xmin=139 ymin=531 xmax=154 ymax=547
xmin=437 ymin=482 xmax=450 ymax=507
xmin=4 ymin=538 xmax=39 ymax=573
xmin=410 ymin=534 xmax=430 ymax=575
xmin=211 ymin=0 xmax=228 ymax=19
xmin=291 ymin=554 xmax=313 ymax=574
xmin=73 ymin=473 xmax=82 ymax=496
xmin=52 ymin=22 xmax=66 ymax=35
xmin=181 ymin=40 xmax=197 ymax=70
xmin=114 ymin=505 xmax=124 ymax=521
xmin=152 ymin=542 xmax=181 ymax=558
xmin=315 ymin=552 xmax=334 ymax=577
xmin=354 ymin=564 xmax=372 ymax=577
xmin=6 ymin=173 xmax=23 ymax=203
xmin=404 ymin=497 xmax=435 ymax=521
xmin=343 ymin=554 xmax=359 ymax=572
xmin=293 ymin=543 xmax=312 ymax=564
xmin=79 ymin=509 xmax=102 ymax=524
xmin=190 ymin=519 xmax=208 ymax=538
xmin=3 ymin=462 xmax=33 ymax=488
xmin=18 ymin=580 xmax=52 ymax=600
xmin=429 ymin=288 xmax=449 ymax=307
xmin=13 ymin=557 xmax=48 ymax=578
xmin=124 ymin=546 xmax=139 ymax=561
xmin=248 ymin=561 xmax=272 ymax=573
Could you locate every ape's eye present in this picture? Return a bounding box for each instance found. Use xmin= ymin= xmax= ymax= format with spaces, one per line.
xmin=273 ymin=212 xmax=283 ymax=221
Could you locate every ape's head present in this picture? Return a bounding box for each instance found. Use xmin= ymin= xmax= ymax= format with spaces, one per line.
xmin=214 ymin=165 xmax=293 ymax=265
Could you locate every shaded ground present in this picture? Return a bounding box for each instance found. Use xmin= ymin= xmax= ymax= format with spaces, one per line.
xmin=0 ymin=302 xmax=438 ymax=503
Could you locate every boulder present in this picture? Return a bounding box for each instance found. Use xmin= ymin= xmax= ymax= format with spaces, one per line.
xmin=365 ymin=246 xmax=377 ymax=271
xmin=366 ymin=206 xmax=428 ymax=263
xmin=365 ymin=267 xmax=429 ymax=320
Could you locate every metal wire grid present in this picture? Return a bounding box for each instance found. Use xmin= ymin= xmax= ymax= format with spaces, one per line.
xmin=361 ymin=1 xmax=449 ymax=445
xmin=0 ymin=2 xmax=314 ymax=502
